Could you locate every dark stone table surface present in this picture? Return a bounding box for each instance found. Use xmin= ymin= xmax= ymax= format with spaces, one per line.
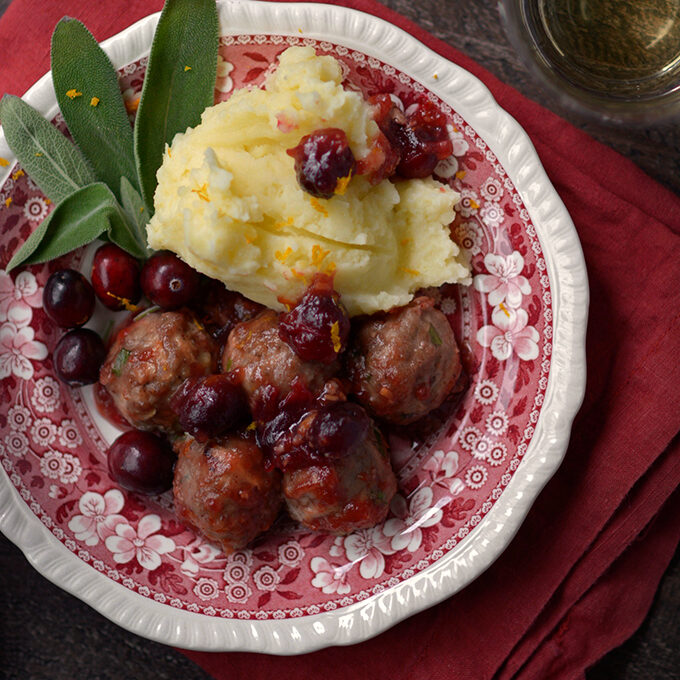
xmin=1 ymin=1 xmax=678 ymax=679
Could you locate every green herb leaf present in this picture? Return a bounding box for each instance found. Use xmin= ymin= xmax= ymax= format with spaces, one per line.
xmin=134 ymin=0 xmax=219 ymax=212
xmin=112 ymin=348 xmax=131 ymax=376
xmin=0 ymin=94 xmax=95 ymax=203
xmin=428 ymin=323 xmax=443 ymax=347
xmin=51 ymin=18 xmax=138 ymax=201
xmin=104 ymin=187 xmax=147 ymax=259
xmin=119 ymin=176 xmax=149 ymax=252
xmin=6 ymin=182 xmax=146 ymax=270
xmin=6 ymin=183 xmax=112 ymax=270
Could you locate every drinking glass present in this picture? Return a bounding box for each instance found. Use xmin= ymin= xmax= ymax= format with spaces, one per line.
xmin=499 ymin=0 xmax=680 ymax=123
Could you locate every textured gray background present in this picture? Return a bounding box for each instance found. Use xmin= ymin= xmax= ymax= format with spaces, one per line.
xmin=1 ymin=1 xmax=678 ymax=679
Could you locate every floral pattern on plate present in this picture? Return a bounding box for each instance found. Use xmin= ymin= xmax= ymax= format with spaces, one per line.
xmin=0 ymin=35 xmax=552 ymax=619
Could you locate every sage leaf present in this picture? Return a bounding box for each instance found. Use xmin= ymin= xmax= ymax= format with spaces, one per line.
xmin=6 ymin=183 xmax=112 ymax=270
xmin=119 ymin=176 xmax=149 ymax=253
xmin=51 ymin=18 xmax=138 ymax=201
xmin=106 ymin=188 xmax=146 ymax=259
xmin=0 ymin=94 xmax=95 ymax=203
xmin=134 ymin=0 xmax=218 ymax=211
xmin=428 ymin=323 xmax=443 ymax=347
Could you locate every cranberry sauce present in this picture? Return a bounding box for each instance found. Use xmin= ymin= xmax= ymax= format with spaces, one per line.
xmin=287 ymin=128 xmax=356 ymax=199
xmin=369 ymin=94 xmax=453 ymax=179
xmin=169 ymin=373 xmax=249 ymax=442
xmin=256 ymin=380 xmax=370 ymax=471
xmin=279 ymin=273 xmax=350 ymax=364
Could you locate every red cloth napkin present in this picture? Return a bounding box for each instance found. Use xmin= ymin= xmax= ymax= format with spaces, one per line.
xmin=2 ymin=1 xmax=679 ymax=678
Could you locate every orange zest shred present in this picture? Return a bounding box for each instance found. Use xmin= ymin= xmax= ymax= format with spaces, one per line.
xmin=324 ymin=260 xmax=337 ymax=274
xmin=4 ymin=197 xmax=12 ymax=207
xmin=274 ymin=216 xmax=294 ymax=230
xmin=90 ymin=97 xmax=100 ymax=107
xmin=106 ymin=292 xmax=139 ymax=312
xmin=310 ymin=197 xmax=328 ymax=217
xmin=290 ymin=268 xmax=308 ymax=281
xmin=330 ymin=321 xmax=341 ymax=353
xmin=191 ymin=183 xmax=210 ymax=202
xmin=35 ymin=152 xmax=43 ymax=157
xmin=184 ymin=65 xmax=192 ymax=72
xmin=66 ymin=89 xmax=82 ymax=99
xmin=455 ymin=170 xmax=466 ymax=180
xmin=246 ymin=421 xmax=257 ymax=431
xmin=499 ymin=302 xmax=511 ymax=318
xmin=12 ymin=169 xmax=24 ymax=180
xmin=400 ymin=266 xmax=420 ymax=276
xmin=334 ymin=171 xmax=352 ymax=196
xmin=125 ymin=96 xmax=140 ymax=114
xmin=469 ymin=199 xmax=480 ymax=210
xmin=311 ymin=244 xmax=329 ymax=267
xmin=0 ymin=157 xmax=9 ymax=167
xmin=275 ymin=246 xmax=292 ymax=263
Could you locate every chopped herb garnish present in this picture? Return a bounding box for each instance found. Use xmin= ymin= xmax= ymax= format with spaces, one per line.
xmin=224 ymin=357 xmax=233 ymax=372
xmin=373 ymin=426 xmax=388 ymax=459
xmin=132 ymin=304 xmax=161 ymax=321
xmin=111 ymin=348 xmax=131 ymax=376
xmin=428 ymin=323 xmax=442 ymax=346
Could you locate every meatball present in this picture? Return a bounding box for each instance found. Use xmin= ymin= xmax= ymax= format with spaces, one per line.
xmin=223 ymin=309 xmax=339 ymax=416
xmin=346 ymin=296 xmax=461 ymax=424
xmin=173 ymin=434 xmax=282 ymax=555
xmin=195 ymin=279 xmax=264 ymax=344
xmin=99 ymin=310 xmax=217 ymax=432
xmin=282 ymin=426 xmax=397 ymax=535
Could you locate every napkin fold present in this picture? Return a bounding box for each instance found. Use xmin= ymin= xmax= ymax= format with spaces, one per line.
xmin=1 ymin=1 xmax=679 ymax=679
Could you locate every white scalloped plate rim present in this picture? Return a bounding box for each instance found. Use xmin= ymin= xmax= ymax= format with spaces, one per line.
xmin=0 ymin=0 xmax=588 ymax=654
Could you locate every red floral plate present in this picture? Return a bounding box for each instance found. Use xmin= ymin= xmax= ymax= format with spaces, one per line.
xmin=0 ymin=1 xmax=588 ymax=653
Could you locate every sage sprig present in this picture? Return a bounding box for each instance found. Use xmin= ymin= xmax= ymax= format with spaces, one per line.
xmin=0 ymin=94 xmax=95 ymax=203
xmin=134 ymin=0 xmax=219 ymax=211
xmin=7 ymin=183 xmax=117 ymax=270
xmin=0 ymin=0 xmax=220 ymax=272
xmin=51 ymin=17 xmax=138 ymax=202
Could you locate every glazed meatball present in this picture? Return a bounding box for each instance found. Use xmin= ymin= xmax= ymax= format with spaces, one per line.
xmin=173 ymin=434 xmax=282 ymax=555
xmin=100 ymin=310 xmax=217 ymax=432
xmin=195 ymin=279 xmax=264 ymax=344
xmin=282 ymin=426 xmax=397 ymax=535
xmin=346 ymin=296 xmax=461 ymax=424
xmin=223 ymin=309 xmax=339 ymax=415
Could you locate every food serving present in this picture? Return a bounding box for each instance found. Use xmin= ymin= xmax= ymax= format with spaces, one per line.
xmin=1 ymin=0 xmax=471 ymax=557
xmin=0 ymin=0 xmax=586 ymax=654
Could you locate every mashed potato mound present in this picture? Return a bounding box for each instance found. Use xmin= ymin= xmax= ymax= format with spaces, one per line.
xmin=147 ymin=47 xmax=470 ymax=316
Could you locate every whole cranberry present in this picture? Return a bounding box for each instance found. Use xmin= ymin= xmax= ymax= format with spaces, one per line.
xmin=258 ymin=400 xmax=370 ymax=470
xmin=279 ymin=275 xmax=350 ymax=363
xmin=170 ymin=374 xmax=249 ymax=442
xmin=43 ymin=269 xmax=95 ymax=327
xmin=107 ymin=430 xmax=175 ymax=495
xmin=287 ymin=128 xmax=356 ymax=199
xmin=53 ymin=328 xmax=106 ymax=386
xmin=140 ymin=251 xmax=200 ymax=309
xmin=91 ymin=243 xmax=142 ymax=311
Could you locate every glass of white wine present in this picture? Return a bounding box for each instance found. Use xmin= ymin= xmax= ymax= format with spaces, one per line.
xmin=499 ymin=0 xmax=680 ymax=122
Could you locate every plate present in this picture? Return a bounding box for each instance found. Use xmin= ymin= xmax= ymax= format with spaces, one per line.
xmin=0 ymin=0 xmax=588 ymax=654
